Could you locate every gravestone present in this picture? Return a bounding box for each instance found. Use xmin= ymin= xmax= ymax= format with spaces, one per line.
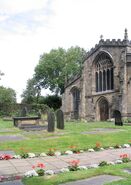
xmin=56 ymin=109 xmax=64 ymax=129
xmin=113 ymin=110 xmax=123 ymax=126
xmin=47 ymin=111 xmax=55 ymax=132
xmin=20 ymin=107 xmax=27 ymax=117
xmin=37 ymin=110 xmax=41 ymax=119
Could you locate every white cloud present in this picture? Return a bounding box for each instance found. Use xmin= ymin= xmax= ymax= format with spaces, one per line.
xmin=0 ymin=15 xmax=9 ymax=21
xmin=0 ymin=0 xmax=49 ymax=14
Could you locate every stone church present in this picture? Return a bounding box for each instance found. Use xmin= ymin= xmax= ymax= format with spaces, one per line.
xmin=62 ymin=29 xmax=131 ymax=121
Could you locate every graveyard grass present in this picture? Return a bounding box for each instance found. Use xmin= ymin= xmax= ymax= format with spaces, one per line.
xmin=0 ymin=119 xmax=131 ymax=153
xmin=1 ymin=119 xmax=131 ymax=184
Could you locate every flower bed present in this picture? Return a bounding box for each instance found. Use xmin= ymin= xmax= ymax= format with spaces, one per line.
xmin=0 ymin=142 xmax=131 ymax=161
xmin=24 ymin=152 xmax=131 ymax=178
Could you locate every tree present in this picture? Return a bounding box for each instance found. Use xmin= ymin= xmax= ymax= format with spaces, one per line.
xmin=0 ymin=86 xmax=16 ymax=104
xmin=0 ymin=86 xmax=16 ymax=116
xmin=34 ymin=46 xmax=86 ymax=94
xmin=21 ymin=78 xmax=40 ymax=104
xmin=39 ymin=95 xmax=62 ymax=110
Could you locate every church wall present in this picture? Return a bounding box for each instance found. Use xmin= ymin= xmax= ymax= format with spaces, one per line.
xmin=82 ymin=46 xmax=127 ymax=121
xmin=62 ymin=76 xmax=82 ymax=120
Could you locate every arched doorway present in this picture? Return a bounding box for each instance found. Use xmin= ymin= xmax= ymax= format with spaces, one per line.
xmin=98 ymin=98 xmax=109 ymax=121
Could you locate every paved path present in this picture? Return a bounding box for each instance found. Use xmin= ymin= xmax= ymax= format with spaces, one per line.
xmin=0 ymin=180 xmax=23 ymax=185
xmin=61 ymin=175 xmax=124 ymax=185
xmin=0 ymin=147 xmax=131 ymax=177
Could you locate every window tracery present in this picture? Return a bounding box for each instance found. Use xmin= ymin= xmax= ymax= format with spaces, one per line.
xmin=95 ymin=53 xmax=114 ymax=92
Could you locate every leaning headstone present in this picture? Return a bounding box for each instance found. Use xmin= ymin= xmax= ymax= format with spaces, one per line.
xmin=114 ymin=110 xmax=123 ymax=126
xmin=21 ymin=107 xmax=27 ymax=117
xmin=47 ymin=111 xmax=55 ymax=132
xmin=56 ymin=109 xmax=64 ymax=129
xmin=37 ymin=110 xmax=41 ymax=119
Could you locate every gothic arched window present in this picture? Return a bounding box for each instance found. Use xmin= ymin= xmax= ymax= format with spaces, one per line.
xmin=95 ymin=53 xmax=114 ymax=92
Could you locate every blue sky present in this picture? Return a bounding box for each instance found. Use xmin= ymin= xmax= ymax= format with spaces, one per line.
xmin=0 ymin=0 xmax=131 ymax=102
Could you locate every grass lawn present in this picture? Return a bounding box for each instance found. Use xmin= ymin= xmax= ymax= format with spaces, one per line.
xmin=23 ymin=162 xmax=131 ymax=185
xmin=0 ymin=119 xmax=130 ymax=154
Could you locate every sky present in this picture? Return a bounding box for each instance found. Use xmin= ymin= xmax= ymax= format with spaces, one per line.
xmin=0 ymin=0 xmax=131 ymax=102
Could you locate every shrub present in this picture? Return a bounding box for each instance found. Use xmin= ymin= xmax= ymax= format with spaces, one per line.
xmin=99 ymin=161 xmax=108 ymax=167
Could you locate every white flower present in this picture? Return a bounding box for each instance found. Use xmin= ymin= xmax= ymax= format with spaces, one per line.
xmin=100 ymin=148 xmax=104 ymax=151
xmin=88 ymin=149 xmax=94 ymax=152
xmin=109 ymin=146 xmax=114 ymax=149
xmin=24 ymin=170 xmax=38 ymax=177
xmin=123 ymin=144 xmax=130 ymax=148
xmin=13 ymin=155 xmax=21 ymax=159
xmin=65 ymin=150 xmax=73 ymax=155
xmin=115 ymin=159 xmax=123 ymax=164
xmin=88 ymin=164 xmax=99 ymax=168
xmin=28 ymin=153 xmax=36 ymax=158
xmin=107 ymin=161 xmax=115 ymax=165
xmin=60 ymin=168 xmax=69 ymax=173
xmin=55 ymin=151 xmax=61 ymax=156
xmin=45 ymin=170 xmax=54 ymax=175
xmin=40 ymin=153 xmax=47 ymax=157
xmin=77 ymin=166 xmax=87 ymax=170
xmin=80 ymin=150 xmax=84 ymax=153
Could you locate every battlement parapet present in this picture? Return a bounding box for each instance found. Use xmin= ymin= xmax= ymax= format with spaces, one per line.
xmin=86 ymin=39 xmax=131 ymax=59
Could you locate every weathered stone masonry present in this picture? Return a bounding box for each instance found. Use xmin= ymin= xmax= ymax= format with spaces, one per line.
xmin=62 ymin=29 xmax=131 ymax=121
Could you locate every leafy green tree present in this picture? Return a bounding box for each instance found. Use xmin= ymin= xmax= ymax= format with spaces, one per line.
xmin=39 ymin=95 xmax=62 ymax=110
xmin=0 ymin=86 xmax=16 ymax=116
xmin=0 ymin=86 xmax=16 ymax=104
xmin=34 ymin=46 xmax=86 ymax=94
xmin=21 ymin=78 xmax=40 ymax=104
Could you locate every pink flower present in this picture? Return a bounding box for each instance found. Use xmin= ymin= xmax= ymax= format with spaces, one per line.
xmin=69 ymin=160 xmax=80 ymax=167
xmin=120 ymin=153 xmax=128 ymax=158
xmin=0 ymin=154 xmax=12 ymax=160
xmin=37 ymin=163 xmax=45 ymax=168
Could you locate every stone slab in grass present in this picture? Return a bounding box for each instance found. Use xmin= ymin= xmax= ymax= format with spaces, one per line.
xmin=0 ymin=151 xmax=16 ymax=155
xmin=81 ymin=128 xmax=124 ymax=135
xmin=0 ymin=135 xmax=25 ymax=142
xmin=0 ymin=129 xmax=14 ymax=133
xmin=123 ymin=168 xmax=131 ymax=173
xmin=0 ymin=180 xmax=23 ymax=185
xmin=61 ymin=175 xmax=124 ymax=185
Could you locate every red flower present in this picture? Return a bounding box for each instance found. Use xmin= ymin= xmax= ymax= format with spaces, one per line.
xmin=15 ymin=176 xmax=22 ymax=180
xmin=120 ymin=153 xmax=128 ymax=158
xmin=69 ymin=145 xmax=77 ymax=149
xmin=96 ymin=142 xmax=101 ymax=148
xmin=1 ymin=154 xmax=12 ymax=160
xmin=37 ymin=163 xmax=45 ymax=168
xmin=69 ymin=160 xmax=80 ymax=166
xmin=32 ymin=165 xmax=35 ymax=169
